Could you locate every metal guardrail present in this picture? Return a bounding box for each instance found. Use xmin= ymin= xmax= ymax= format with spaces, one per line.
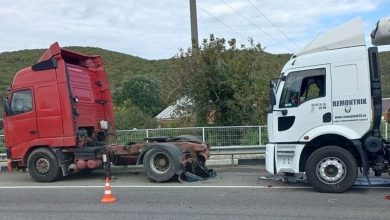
xmin=381 ymin=122 xmax=390 ymax=140
xmin=115 ymin=126 xmax=267 ymax=160
xmin=0 ymin=135 xmax=4 ymax=154
xmin=210 ymin=145 xmax=265 ymax=154
xmin=210 ymin=145 xmax=265 ymax=165
xmin=116 ymin=125 xmax=268 ymax=146
xmin=0 ymin=135 xmax=5 ymax=162
xmin=0 ymin=153 xmax=6 ymax=162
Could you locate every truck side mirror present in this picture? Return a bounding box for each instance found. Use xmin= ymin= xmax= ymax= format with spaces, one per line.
xmin=269 ymin=80 xmax=274 ymax=89
xmin=3 ymin=98 xmax=10 ymax=116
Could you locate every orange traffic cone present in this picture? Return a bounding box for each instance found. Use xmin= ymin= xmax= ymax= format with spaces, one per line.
xmin=101 ymin=177 xmax=116 ymax=203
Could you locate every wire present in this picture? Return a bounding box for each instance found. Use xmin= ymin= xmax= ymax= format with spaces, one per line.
xmin=246 ymin=0 xmax=300 ymax=49
xmin=197 ymin=4 xmax=249 ymax=40
xmin=219 ymin=0 xmax=294 ymax=52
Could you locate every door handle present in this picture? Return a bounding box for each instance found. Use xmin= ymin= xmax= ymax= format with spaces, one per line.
xmin=30 ymin=130 xmax=37 ymax=135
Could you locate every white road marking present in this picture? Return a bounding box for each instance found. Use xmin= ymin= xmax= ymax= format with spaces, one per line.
xmin=0 ymin=185 xmax=387 ymax=189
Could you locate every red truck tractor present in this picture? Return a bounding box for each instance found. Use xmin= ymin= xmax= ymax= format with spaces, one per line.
xmin=3 ymin=42 xmax=214 ymax=182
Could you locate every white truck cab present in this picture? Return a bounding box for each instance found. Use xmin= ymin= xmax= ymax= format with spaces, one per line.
xmin=266 ymin=17 xmax=390 ymax=193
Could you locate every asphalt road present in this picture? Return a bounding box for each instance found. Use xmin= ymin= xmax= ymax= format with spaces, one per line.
xmin=1 ymin=166 xmax=390 ymax=220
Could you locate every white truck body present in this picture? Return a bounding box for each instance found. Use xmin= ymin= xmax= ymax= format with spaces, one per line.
xmin=266 ymin=17 xmax=390 ymax=193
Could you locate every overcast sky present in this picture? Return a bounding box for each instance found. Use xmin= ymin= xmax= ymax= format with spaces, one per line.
xmin=0 ymin=0 xmax=389 ymax=59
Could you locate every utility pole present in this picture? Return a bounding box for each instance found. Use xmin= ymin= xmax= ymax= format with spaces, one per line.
xmin=189 ymin=0 xmax=199 ymax=51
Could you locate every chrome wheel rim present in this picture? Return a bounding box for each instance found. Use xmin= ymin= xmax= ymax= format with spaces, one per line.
xmin=150 ymin=152 xmax=171 ymax=174
xmin=36 ymin=157 xmax=50 ymax=174
xmin=316 ymin=157 xmax=346 ymax=184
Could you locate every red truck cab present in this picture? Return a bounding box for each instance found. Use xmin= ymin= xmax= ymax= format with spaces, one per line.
xmin=4 ymin=42 xmax=114 ymax=181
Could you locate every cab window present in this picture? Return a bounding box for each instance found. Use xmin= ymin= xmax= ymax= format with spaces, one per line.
xmin=279 ymin=68 xmax=325 ymax=108
xmin=10 ymin=89 xmax=33 ymax=115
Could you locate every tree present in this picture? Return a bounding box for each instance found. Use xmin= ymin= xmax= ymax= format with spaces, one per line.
xmin=114 ymin=100 xmax=158 ymax=130
xmin=162 ymin=35 xmax=288 ymax=126
xmin=379 ymin=51 xmax=390 ymax=98
xmin=114 ymin=74 xmax=162 ymax=117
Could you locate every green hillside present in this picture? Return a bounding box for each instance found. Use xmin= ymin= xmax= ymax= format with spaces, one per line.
xmin=0 ymin=47 xmax=169 ymax=94
xmin=379 ymin=51 xmax=390 ymax=98
xmin=65 ymin=47 xmax=170 ymax=86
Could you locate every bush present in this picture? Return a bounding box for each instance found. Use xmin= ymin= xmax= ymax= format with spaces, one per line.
xmin=114 ymin=101 xmax=158 ymax=130
xmin=240 ymin=131 xmax=260 ymax=145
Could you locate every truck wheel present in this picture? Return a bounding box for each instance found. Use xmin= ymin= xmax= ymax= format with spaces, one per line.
xmin=305 ymin=146 xmax=357 ymax=193
xmin=27 ymin=148 xmax=62 ymax=182
xmin=143 ymin=148 xmax=178 ymax=182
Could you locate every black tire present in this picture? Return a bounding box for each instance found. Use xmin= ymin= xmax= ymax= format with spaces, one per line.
xmin=143 ymin=148 xmax=178 ymax=182
xmin=305 ymin=146 xmax=357 ymax=193
xmin=27 ymin=148 xmax=62 ymax=182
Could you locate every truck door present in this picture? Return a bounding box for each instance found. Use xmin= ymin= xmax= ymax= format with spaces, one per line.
xmin=272 ymin=65 xmax=331 ymax=142
xmin=35 ymin=83 xmax=63 ymax=139
xmin=4 ymin=88 xmax=38 ymax=150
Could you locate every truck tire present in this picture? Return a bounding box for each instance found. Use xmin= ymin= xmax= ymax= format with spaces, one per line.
xmin=143 ymin=148 xmax=178 ymax=182
xmin=27 ymin=148 xmax=62 ymax=182
xmin=305 ymin=146 xmax=357 ymax=193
